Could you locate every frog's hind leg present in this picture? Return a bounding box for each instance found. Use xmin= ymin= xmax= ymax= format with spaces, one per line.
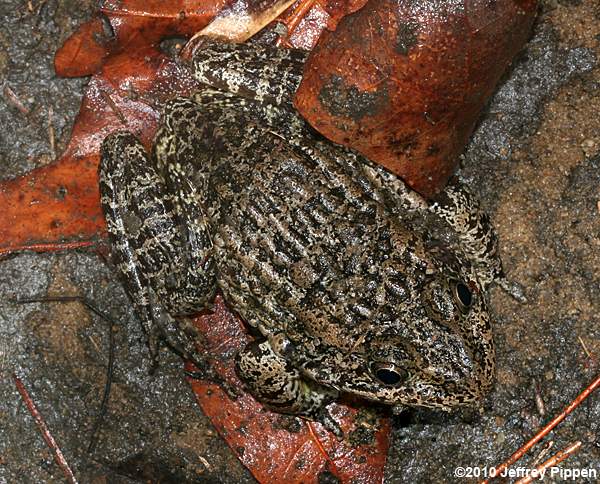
xmin=190 ymin=39 xmax=307 ymax=108
xmin=152 ymin=98 xmax=220 ymax=315
xmin=99 ymin=132 xmax=219 ymax=377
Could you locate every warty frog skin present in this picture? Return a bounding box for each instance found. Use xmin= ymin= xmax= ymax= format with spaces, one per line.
xmin=99 ymin=40 xmax=512 ymax=435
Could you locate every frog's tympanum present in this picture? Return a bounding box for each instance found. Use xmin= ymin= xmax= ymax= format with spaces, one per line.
xmin=100 ymin=41 xmax=506 ymax=435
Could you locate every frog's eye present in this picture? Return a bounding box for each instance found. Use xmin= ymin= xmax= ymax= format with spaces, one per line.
xmin=371 ymin=362 xmax=408 ymax=386
xmin=453 ymin=280 xmax=473 ymax=311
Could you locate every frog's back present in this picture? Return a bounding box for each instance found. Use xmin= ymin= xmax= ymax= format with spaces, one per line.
xmin=200 ymin=119 xmax=433 ymax=351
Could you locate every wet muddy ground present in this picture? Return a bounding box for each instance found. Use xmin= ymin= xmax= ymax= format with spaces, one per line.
xmin=0 ymin=1 xmax=599 ymax=482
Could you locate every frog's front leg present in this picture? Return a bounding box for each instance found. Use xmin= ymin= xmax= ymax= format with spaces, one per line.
xmin=430 ymin=177 xmax=525 ymax=300
xmin=99 ymin=132 xmax=218 ymax=373
xmin=236 ymin=337 xmax=342 ymax=437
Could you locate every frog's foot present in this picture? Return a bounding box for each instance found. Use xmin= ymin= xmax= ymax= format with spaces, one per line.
xmin=184 ymin=368 xmax=238 ymax=399
xmin=236 ymin=338 xmax=342 ymax=437
xmin=436 ymin=181 xmax=528 ymax=303
xmin=152 ymin=319 xmax=238 ymax=398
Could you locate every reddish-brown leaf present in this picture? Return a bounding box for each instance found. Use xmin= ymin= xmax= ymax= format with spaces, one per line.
xmin=294 ymin=0 xmax=538 ymax=197
xmin=55 ymin=0 xmax=229 ymax=78
xmin=0 ymin=155 xmax=103 ymax=257
xmin=278 ymin=0 xmax=368 ymax=50
xmin=54 ymin=16 xmax=114 ymax=78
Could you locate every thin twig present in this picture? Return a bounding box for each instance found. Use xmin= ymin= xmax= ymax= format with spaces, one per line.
xmin=276 ymin=0 xmax=318 ymax=46
xmin=87 ymin=309 xmax=115 ymax=454
xmin=307 ymin=422 xmax=339 ymax=478
xmin=99 ymin=90 xmax=127 ymax=125
xmin=480 ymin=373 xmax=600 ymax=483
xmin=514 ymin=441 xmax=582 ymax=484
xmin=0 ymin=240 xmax=99 ymax=258
xmin=578 ymin=336 xmax=592 ymax=359
xmin=534 ymin=383 xmax=545 ymax=417
xmin=13 ymin=373 xmax=78 ymax=484
xmin=3 ymin=85 xmax=31 ymax=116
xmin=87 ymin=335 xmax=102 ymax=355
xmin=47 ymin=105 xmax=56 ymax=160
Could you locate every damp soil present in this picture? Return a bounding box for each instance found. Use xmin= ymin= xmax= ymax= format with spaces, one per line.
xmin=0 ymin=1 xmax=599 ymax=483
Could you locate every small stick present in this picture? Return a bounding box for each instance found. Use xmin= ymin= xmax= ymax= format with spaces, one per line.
xmin=3 ymin=85 xmax=31 ymax=116
xmin=47 ymin=105 xmax=56 ymax=160
xmin=514 ymin=441 xmax=582 ymax=484
xmin=87 ymin=313 xmax=115 ymax=454
xmin=13 ymin=373 xmax=79 ymax=484
xmin=577 ymin=336 xmax=592 ymax=359
xmin=99 ymin=90 xmax=127 ymax=126
xmin=480 ymin=373 xmax=600 ymax=484
xmin=307 ymin=422 xmax=339 ymax=478
xmin=534 ymin=383 xmax=545 ymax=417
xmin=275 ymin=0 xmax=318 ymax=47
xmin=0 ymin=240 xmax=99 ymax=258
xmin=87 ymin=335 xmax=102 ymax=355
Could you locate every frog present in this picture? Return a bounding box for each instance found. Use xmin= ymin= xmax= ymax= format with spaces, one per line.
xmin=99 ymin=39 xmax=514 ymax=436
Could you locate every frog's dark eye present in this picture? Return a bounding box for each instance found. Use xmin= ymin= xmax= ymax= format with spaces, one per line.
xmin=371 ymin=362 xmax=408 ymax=386
xmin=453 ymin=280 xmax=473 ymax=311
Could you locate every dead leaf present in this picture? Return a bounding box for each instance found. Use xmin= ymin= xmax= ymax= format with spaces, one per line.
xmin=55 ymin=0 xmax=229 ymax=78
xmin=0 ymin=46 xmax=200 ymax=258
xmin=294 ymin=0 xmax=539 ymax=197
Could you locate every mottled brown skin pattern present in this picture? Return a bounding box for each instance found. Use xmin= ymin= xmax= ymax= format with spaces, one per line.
xmin=99 ymin=41 xmax=504 ymax=435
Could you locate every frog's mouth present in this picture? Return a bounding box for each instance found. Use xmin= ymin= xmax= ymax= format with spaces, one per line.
xmin=328 ymin=365 xmax=491 ymax=410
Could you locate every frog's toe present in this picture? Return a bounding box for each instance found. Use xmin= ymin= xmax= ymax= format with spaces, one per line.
xmin=144 ymin=290 xmax=237 ymax=396
xmin=146 ymin=327 xmax=161 ymax=375
xmin=159 ymin=322 xmax=239 ymax=398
